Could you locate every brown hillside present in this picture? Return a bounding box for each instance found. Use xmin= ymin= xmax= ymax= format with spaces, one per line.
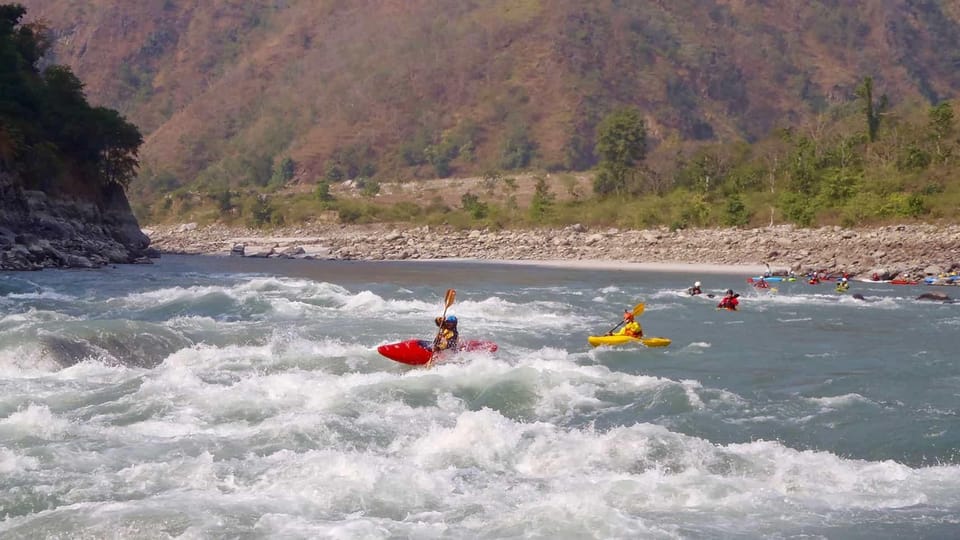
xmin=20 ymin=0 xmax=960 ymax=202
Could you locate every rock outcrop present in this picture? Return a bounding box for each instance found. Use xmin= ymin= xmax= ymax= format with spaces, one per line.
xmin=0 ymin=174 xmax=155 ymax=270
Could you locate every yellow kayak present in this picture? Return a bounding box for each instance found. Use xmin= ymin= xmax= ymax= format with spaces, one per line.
xmin=587 ymin=335 xmax=672 ymax=348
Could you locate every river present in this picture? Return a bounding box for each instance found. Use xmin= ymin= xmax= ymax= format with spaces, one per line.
xmin=2 ymin=255 xmax=959 ymax=538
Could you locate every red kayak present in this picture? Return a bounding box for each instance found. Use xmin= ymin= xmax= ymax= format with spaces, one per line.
xmin=890 ymin=279 xmax=919 ymax=285
xmin=377 ymin=339 xmax=498 ymax=366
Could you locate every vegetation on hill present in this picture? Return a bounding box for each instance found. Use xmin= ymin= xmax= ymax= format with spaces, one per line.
xmin=19 ymin=0 xmax=960 ymax=227
xmin=0 ymin=4 xmax=141 ymax=197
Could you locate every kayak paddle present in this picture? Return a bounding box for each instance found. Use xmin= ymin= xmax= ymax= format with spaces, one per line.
xmin=606 ymin=302 xmax=645 ymax=335
xmin=426 ymin=288 xmax=456 ymax=368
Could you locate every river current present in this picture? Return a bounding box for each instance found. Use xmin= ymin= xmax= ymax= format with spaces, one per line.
xmin=2 ymin=255 xmax=959 ymax=539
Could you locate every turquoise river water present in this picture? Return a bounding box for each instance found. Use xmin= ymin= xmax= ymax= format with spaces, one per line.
xmin=2 ymin=255 xmax=959 ymax=539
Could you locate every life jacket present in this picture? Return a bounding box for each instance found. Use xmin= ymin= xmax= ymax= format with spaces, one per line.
xmin=718 ymin=296 xmax=739 ymax=309
xmin=615 ymin=321 xmax=642 ymax=337
xmin=435 ymin=327 xmax=459 ymax=351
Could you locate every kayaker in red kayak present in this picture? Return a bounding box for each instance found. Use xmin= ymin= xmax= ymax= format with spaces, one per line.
xmin=609 ymin=309 xmax=643 ymax=337
xmin=717 ymin=289 xmax=740 ymax=310
xmin=432 ymin=315 xmax=460 ymax=351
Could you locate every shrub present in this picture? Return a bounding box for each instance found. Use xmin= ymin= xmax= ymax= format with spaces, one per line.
xmin=461 ymin=192 xmax=488 ymax=219
xmin=723 ymin=193 xmax=750 ymax=226
xmin=314 ymin=180 xmax=334 ymax=202
xmin=779 ymin=192 xmax=816 ymax=227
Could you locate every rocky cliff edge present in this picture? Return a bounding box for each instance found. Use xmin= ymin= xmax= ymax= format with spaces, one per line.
xmin=0 ymin=174 xmax=156 ymax=270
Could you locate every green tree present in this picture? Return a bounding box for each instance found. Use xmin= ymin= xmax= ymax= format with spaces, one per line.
xmin=928 ymin=102 xmax=955 ymax=163
xmin=499 ymin=122 xmax=537 ymax=170
xmin=855 ymin=76 xmax=888 ymax=142
xmin=314 ymin=180 xmax=334 ymax=202
xmin=0 ymin=5 xmax=142 ymax=191
xmin=460 ymin=192 xmax=488 ymax=219
xmin=528 ymin=176 xmax=554 ymax=221
xmin=593 ymin=107 xmax=647 ymax=196
xmin=269 ymin=156 xmax=295 ymax=187
xmin=723 ymin=193 xmax=750 ymax=226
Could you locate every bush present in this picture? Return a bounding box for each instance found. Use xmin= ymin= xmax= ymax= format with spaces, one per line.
xmin=499 ymin=123 xmax=537 ymax=170
xmin=314 ymin=180 xmax=334 ymax=202
xmin=528 ymin=176 xmax=554 ymax=222
xmin=723 ymin=193 xmax=750 ymax=226
xmin=460 ymin=192 xmax=488 ymax=219
xmin=243 ymin=195 xmax=283 ymax=227
xmin=779 ymin=192 xmax=816 ymax=227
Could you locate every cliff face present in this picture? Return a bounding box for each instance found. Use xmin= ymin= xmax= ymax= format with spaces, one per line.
xmin=0 ymin=172 xmax=154 ymax=270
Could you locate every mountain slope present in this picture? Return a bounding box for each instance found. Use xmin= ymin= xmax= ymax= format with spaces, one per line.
xmin=21 ymin=0 xmax=960 ymax=201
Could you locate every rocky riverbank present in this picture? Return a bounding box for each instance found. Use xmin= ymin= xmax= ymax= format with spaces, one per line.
xmin=145 ymin=222 xmax=960 ymax=279
xmin=1 ymin=178 xmax=155 ymax=271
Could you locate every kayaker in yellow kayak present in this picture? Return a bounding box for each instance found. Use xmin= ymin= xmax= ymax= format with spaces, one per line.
xmin=608 ymin=309 xmax=643 ymax=338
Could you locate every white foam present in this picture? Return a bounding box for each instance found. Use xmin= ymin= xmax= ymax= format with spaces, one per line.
xmin=0 ymin=446 xmax=39 ymax=473
xmin=0 ymin=344 xmax=64 ymax=375
xmin=0 ymin=403 xmax=70 ymax=440
xmin=806 ymin=393 xmax=876 ymax=409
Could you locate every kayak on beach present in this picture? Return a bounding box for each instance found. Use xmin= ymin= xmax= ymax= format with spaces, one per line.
xmin=587 ymin=335 xmax=671 ymax=348
xmin=377 ymin=339 xmax=498 ymax=365
xmin=924 ymin=275 xmax=960 ymax=285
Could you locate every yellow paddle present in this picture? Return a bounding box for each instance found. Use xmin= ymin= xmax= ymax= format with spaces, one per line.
xmin=606 ymin=302 xmax=645 ymax=335
xmin=426 ymin=288 xmax=456 ymax=368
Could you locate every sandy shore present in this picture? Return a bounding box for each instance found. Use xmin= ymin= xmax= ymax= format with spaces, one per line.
xmin=422 ymin=258 xmax=770 ymax=274
xmin=144 ymin=222 xmax=960 ymax=280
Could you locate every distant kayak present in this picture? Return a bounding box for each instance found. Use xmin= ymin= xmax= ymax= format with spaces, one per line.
xmin=854 ymin=278 xmax=892 ymax=283
xmin=587 ymin=335 xmax=671 ymax=348
xmin=890 ymin=279 xmax=919 ymax=285
xmin=924 ymin=275 xmax=959 ymax=285
xmin=377 ymin=339 xmax=498 ymax=365
xmin=747 ymin=276 xmax=792 ymax=283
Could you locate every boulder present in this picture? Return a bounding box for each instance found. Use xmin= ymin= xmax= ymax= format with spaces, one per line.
xmin=917 ymin=292 xmax=952 ymax=302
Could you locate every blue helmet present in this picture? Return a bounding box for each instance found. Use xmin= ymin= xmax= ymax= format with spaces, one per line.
xmin=446 ymin=315 xmax=458 ymax=324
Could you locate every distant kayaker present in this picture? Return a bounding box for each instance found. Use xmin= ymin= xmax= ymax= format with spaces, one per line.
xmin=432 ymin=315 xmax=460 ymax=351
xmin=718 ymin=290 xmax=740 ymax=310
xmin=754 ymin=277 xmax=769 ymax=289
xmin=687 ymin=281 xmax=703 ymax=295
xmin=835 ymin=278 xmax=850 ymax=293
xmin=609 ymin=309 xmax=643 ymax=338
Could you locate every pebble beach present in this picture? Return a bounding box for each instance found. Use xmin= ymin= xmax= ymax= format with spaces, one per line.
xmin=144 ymin=222 xmax=960 ymax=280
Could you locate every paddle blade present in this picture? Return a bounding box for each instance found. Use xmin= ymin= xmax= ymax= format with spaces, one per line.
xmin=444 ymin=288 xmax=456 ymax=308
xmin=631 ymin=302 xmax=645 ymax=317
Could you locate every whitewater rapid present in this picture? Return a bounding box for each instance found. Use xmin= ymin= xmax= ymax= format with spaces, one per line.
xmin=2 ymin=256 xmax=959 ymax=538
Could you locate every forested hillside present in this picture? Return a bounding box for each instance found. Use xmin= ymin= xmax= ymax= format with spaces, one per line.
xmin=18 ymin=0 xmax=960 ymax=227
